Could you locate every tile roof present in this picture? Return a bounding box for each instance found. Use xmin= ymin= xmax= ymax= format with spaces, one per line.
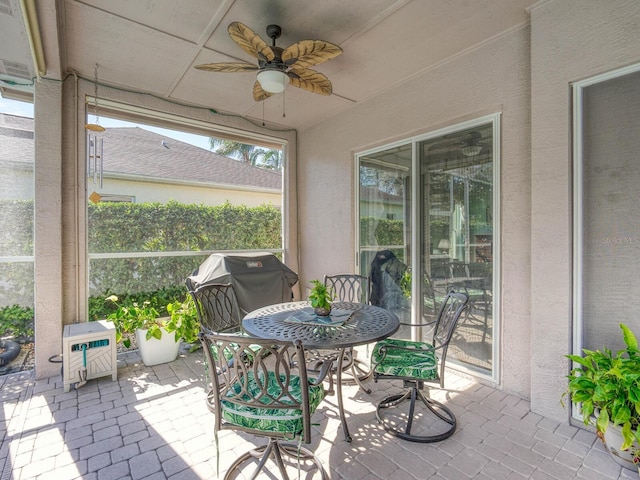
xmin=0 ymin=113 xmax=282 ymax=190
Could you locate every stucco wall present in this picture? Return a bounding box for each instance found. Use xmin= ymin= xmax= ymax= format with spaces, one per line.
xmin=34 ymin=80 xmax=64 ymax=379
xmin=93 ymin=177 xmax=281 ymax=208
xmin=298 ymin=26 xmax=531 ymax=397
xmin=530 ymin=0 xmax=640 ymax=421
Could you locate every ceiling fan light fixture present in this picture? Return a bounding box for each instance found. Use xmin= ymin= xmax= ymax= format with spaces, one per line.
xmin=257 ymin=69 xmax=288 ymax=94
xmin=461 ymin=145 xmax=482 ymax=157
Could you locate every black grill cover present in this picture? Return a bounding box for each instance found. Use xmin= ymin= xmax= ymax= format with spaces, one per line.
xmin=369 ymin=249 xmax=408 ymax=310
xmin=186 ymin=253 xmax=298 ymax=314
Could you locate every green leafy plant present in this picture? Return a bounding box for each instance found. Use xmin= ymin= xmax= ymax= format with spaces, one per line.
xmin=400 ymin=270 xmax=412 ymax=298
xmin=105 ymin=295 xmax=162 ymax=347
xmin=87 ymin=201 xmax=282 ymax=298
xmin=308 ymin=280 xmax=333 ymax=311
xmin=0 ymin=304 xmax=34 ymax=339
xmin=632 ymin=446 xmax=640 ymax=468
xmin=562 ymin=323 xmax=640 ymax=451
xmin=90 ymin=286 xmax=186 ymax=321
xmin=165 ymin=295 xmax=200 ymax=345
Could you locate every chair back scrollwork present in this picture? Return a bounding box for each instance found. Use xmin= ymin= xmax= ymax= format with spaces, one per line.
xmin=188 ymin=283 xmax=243 ymax=334
xmin=324 ymin=274 xmax=369 ymax=304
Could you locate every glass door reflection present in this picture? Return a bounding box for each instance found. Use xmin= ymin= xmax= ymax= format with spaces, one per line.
xmin=419 ymin=124 xmax=494 ymax=374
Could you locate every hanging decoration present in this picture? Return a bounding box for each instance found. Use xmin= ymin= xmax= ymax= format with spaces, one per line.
xmin=87 ymin=135 xmax=103 ymax=191
xmin=85 ymin=63 xmax=105 ymax=132
xmin=86 ymin=63 xmax=105 ymax=194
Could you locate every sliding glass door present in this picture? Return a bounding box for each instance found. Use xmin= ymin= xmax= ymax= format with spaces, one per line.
xmin=357 ymin=115 xmax=498 ymax=378
xmin=357 ymin=142 xmax=412 ymax=331
xmin=418 ymin=120 xmax=496 ymax=374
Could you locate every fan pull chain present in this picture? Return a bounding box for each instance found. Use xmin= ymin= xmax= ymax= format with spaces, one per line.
xmin=262 ymin=100 xmax=265 ymax=127
xmin=282 ymin=89 xmax=286 ymax=118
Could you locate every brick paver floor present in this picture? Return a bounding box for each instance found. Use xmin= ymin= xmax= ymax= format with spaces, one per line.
xmin=0 ymin=347 xmax=636 ymax=479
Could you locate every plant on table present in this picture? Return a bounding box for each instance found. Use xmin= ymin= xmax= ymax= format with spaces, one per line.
xmin=562 ymin=323 xmax=640 ymax=456
xmin=308 ymin=279 xmax=333 ymax=316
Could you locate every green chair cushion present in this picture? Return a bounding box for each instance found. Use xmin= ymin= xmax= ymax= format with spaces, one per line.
xmin=371 ymin=338 xmax=438 ymax=380
xmin=465 ymin=288 xmax=488 ymax=300
xmin=423 ymin=294 xmax=448 ymax=312
xmin=211 ymin=343 xmax=262 ymax=362
xmin=221 ymin=371 xmax=325 ymax=436
xmin=209 ymin=334 xmax=262 ymax=363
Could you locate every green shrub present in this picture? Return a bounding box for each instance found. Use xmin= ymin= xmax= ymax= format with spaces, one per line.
xmin=0 ymin=304 xmax=34 ymax=339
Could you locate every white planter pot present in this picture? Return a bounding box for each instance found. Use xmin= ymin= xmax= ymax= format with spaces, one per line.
xmin=135 ymin=327 xmax=181 ymax=366
xmin=602 ymin=422 xmax=638 ymax=471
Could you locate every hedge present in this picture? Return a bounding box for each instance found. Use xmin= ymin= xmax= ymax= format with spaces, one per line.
xmin=0 ymin=199 xmax=405 ymax=316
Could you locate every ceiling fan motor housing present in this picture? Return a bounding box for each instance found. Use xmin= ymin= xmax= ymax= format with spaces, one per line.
xmin=266 ymin=24 xmax=282 ymax=42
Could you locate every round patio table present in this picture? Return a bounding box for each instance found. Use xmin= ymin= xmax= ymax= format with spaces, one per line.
xmin=243 ymin=301 xmax=399 ymax=442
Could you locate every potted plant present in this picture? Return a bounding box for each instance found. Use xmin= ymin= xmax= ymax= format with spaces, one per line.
xmin=563 ymin=322 xmax=640 ymax=470
xmin=308 ymin=279 xmax=333 ymax=316
xmin=632 ymin=446 xmax=640 ymax=475
xmin=165 ymin=295 xmax=200 ymax=350
xmin=105 ymin=295 xmax=181 ymax=366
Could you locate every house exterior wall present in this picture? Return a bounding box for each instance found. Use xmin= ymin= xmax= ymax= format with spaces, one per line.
xmin=0 ymin=168 xmax=33 ymax=199
xmin=93 ymin=177 xmax=280 ymax=208
xmin=298 ymin=25 xmax=531 ymax=397
xmin=530 ymin=0 xmax=640 ymax=421
xmin=298 ymin=0 xmax=640 ymax=414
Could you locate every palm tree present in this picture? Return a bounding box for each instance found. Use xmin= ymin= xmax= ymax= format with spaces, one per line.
xmin=256 ymin=149 xmax=283 ymax=171
xmin=209 ymin=138 xmax=262 ymax=165
xmin=209 ymin=138 xmax=282 ymax=171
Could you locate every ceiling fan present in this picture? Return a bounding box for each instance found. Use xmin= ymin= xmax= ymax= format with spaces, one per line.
xmin=194 ymin=22 xmax=342 ymax=101
xmin=459 ymin=131 xmax=489 ymax=157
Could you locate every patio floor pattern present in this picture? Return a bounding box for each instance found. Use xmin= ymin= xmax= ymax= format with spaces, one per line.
xmin=0 ymin=347 xmax=637 ymax=480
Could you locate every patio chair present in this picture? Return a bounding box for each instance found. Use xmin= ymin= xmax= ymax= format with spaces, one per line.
xmin=304 ymin=274 xmax=372 ymax=394
xmin=460 ymin=281 xmax=492 ymax=343
xmin=370 ymin=291 xmax=468 ymax=442
xmin=325 ymin=274 xmax=372 ymax=387
xmin=200 ymin=332 xmax=328 ymax=479
xmin=187 ymin=282 xmax=244 ymax=334
xmin=324 ymin=274 xmax=369 ymax=304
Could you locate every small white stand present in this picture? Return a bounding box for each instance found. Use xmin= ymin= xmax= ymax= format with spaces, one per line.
xmin=62 ymin=320 xmax=117 ymax=392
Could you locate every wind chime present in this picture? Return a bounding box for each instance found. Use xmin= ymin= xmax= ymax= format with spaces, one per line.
xmin=86 ymin=64 xmax=104 ymax=197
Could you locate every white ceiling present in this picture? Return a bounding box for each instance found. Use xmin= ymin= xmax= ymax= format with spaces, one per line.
xmin=0 ymin=0 xmax=536 ymax=130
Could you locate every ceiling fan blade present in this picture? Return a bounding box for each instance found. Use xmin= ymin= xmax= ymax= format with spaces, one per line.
xmin=228 ymin=22 xmax=275 ymax=62
xmin=194 ymin=62 xmax=258 ymax=73
xmin=287 ymin=68 xmax=332 ymax=95
xmin=253 ymin=80 xmax=275 ymax=101
xmin=282 ymin=40 xmax=342 ymax=69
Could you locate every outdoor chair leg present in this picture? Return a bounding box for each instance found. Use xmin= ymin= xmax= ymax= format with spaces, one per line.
xmin=271 ymin=443 xmax=291 ymax=480
xmin=341 ymin=349 xmax=372 ymax=394
xmin=225 ymin=439 xmax=328 ymax=480
xmin=376 ymin=383 xmax=457 ymax=443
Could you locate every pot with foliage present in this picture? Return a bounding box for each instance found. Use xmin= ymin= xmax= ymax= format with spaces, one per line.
xmin=308 ymin=280 xmax=333 ymax=316
xmin=165 ymin=295 xmax=200 ymax=349
xmin=106 ymin=295 xmax=190 ymax=366
xmin=563 ymin=323 xmax=640 ymax=470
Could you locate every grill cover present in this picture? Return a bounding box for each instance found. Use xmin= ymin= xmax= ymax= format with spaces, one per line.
xmin=186 ymin=253 xmax=298 ymax=313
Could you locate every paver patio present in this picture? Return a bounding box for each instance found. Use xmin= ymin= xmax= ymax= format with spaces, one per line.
xmin=0 ymin=347 xmax=635 ymax=479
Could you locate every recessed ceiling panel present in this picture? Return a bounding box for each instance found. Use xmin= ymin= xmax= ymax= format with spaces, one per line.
xmin=74 ymin=0 xmax=225 ymax=42
xmin=172 ymin=51 xmax=258 ymax=116
xmin=64 ymin=2 xmax=196 ymax=95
